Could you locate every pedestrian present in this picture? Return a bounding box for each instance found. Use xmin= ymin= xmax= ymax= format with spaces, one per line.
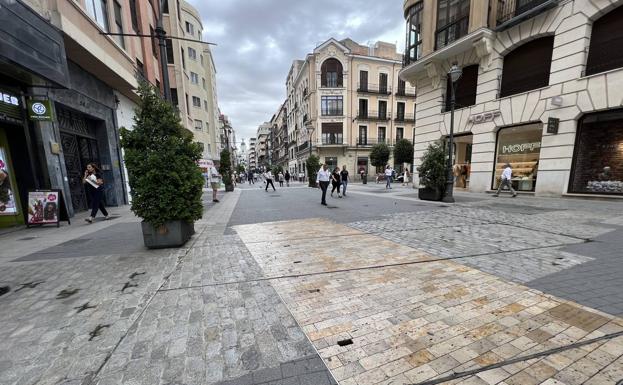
xmin=278 ymin=171 xmax=284 ymax=187
xmin=385 ymin=165 xmax=393 ymax=189
xmin=82 ymin=163 xmax=109 ymax=223
xmin=285 ymin=170 xmax=291 ymax=187
xmin=264 ymin=170 xmax=276 ymax=191
xmin=402 ymin=169 xmax=410 ymax=186
xmin=330 ymin=167 xmax=342 ymax=198
xmin=340 ymin=165 xmax=349 ymax=197
xmin=207 ymin=164 xmax=221 ymax=202
xmin=316 ymin=164 xmax=331 ymax=206
xmin=248 ymin=170 xmax=254 ymax=184
xmin=493 ymin=163 xmax=517 ymax=197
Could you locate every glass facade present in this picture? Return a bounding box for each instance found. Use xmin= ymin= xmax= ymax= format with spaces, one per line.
xmin=404 ymin=2 xmax=423 ymax=66
xmin=492 ymin=123 xmax=542 ymax=192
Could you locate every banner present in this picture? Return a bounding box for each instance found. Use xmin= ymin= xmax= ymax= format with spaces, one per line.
xmin=27 ymin=190 xmax=59 ymax=225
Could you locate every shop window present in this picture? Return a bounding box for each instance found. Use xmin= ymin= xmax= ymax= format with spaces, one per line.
xmin=404 ymin=1 xmax=423 ymax=65
xmin=586 ymin=6 xmax=623 ymax=76
xmin=357 ymin=157 xmax=368 ymax=176
xmin=570 ymin=109 xmax=623 ymax=195
xmin=500 ymin=36 xmax=554 ymax=98
xmin=492 ymin=123 xmax=542 ymax=192
xmin=321 ymin=59 xmax=343 ymax=88
xmin=445 ymin=64 xmax=478 ymax=111
xmin=0 ymin=146 xmax=20 ymax=218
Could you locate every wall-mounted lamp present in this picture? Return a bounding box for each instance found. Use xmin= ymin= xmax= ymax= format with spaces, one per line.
xmin=551 ymin=96 xmax=563 ymax=107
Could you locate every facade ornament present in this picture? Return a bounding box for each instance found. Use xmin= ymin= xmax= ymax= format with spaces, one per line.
xmin=473 ymin=36 xmax=493 ymax=69
xmin=424 ymin=62 xmax=441 ymax=89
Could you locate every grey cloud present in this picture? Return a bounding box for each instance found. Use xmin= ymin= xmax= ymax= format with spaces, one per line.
xmin=188 ymin=0 xmax=405 ymax=141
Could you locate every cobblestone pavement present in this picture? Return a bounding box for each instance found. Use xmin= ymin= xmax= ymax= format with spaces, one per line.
xmin=234 ymin=218 xmax=623 ymax=385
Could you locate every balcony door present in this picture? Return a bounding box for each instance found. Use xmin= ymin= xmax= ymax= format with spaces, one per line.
xmin=359 ymin=99 xmax=368 ymax=118
xmin=378 ymin=127 xmax=386 ymax=144
xmin=397 ymin=102 xmax=405 ymax=121
xmin=360 ymin=71 xmax=368 ymax=91
xmin=379 ymin=73 xmax=388 ymax=94
xmin=359 ymin=126 xmax=367 ymax=145
xmin=378 ymin=100 xmax=387 ymax=120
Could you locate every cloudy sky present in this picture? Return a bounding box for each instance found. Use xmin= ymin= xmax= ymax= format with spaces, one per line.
xmin=187 ymin=0 xmax=406 ymax=144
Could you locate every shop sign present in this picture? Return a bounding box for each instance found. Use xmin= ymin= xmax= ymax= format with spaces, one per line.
xmin=27 ymin=100 xmax=53 ymax=121
xmin=547 ymin=117 xmax=559 ymax=134
xmin=27 ymin=190 xmax=59 ymax=225
xmin=0 ymin=90 xmax=22 ymax=124
xmin=468 ymin=111 xmax=501 ymax=124
xmin=501 ymin=141 xmax=541 ymax=154
xmin=0 ymin=148 xmax=19 ymax=216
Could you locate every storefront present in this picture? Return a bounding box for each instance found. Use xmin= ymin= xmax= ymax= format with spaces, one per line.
xmin=0 ymin=87 xmax=25 ymax=227
xmin=569 ymin=109 xmax=623 ymax=195
xmin=492 ymin=123 xmax=542 ymax=192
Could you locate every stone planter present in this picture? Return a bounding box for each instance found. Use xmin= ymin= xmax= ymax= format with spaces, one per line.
xmin=141 ymin=220 xmax=194 ymax=249
xmin=418 ymin=187 xmax=443 ymax=201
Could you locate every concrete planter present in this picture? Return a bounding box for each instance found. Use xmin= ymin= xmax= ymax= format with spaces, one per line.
xmin=141 ymin=220 xmax=194 ymax=249
xmin=418 ymin=187 xmax=443 ymax=201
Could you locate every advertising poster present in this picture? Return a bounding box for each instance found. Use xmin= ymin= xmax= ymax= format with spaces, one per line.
xmin=0 ymin=147 xmax=18 ymax=216
xmin=198 ymin=159 xmax=214 ymax=175
xmin=27 ymin=190 xmax=60 ymax=225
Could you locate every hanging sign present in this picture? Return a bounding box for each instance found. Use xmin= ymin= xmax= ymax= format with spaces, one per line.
xmin=27 ymin=100 xmax=53 ymax=121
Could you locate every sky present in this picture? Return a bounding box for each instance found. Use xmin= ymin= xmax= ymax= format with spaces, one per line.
xmin=187 ymin=0 xmax=406 ymax=145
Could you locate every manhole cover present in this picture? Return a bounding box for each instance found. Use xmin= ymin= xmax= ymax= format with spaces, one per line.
xmin=18 ymin=237 xmax=37 ymax=241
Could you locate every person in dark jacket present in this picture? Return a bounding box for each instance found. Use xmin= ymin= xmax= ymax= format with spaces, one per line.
xmin=83 ymin=163 xmax=109 ymax=223
xmin=330 ymin=167 xmax=342 ymax=198
xmin=284 ymin=170 xmax=291 ymax=187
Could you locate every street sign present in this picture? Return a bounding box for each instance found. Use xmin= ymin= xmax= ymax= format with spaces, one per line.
xmin=27 ymin=100 xmax=53 ymax=121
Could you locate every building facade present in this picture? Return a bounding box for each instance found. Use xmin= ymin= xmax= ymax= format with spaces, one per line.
xmin=286 ymin=38 xmax=416 ymax=179
xmin=256 ymin=123 xmax=272 ymax=170
xmin=271 ymin=102 xmax=289 ymax=170
xmin=0 ymin=0 xmax=166 ymax=227
xmin=401 ymin=0 xmax=623 ymax=196
xmin=248 ymin=137 xmax=257 ymax=171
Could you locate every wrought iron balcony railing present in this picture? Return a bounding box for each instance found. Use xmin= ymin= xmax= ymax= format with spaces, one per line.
xmin=355 ymin=137 xmax=394 ymax=146
xmin=496 ymin=0 xmax=559 ymax=30
xmin=357 ymin=110 xmax=391 ymax=121
xmin=394 ymin=113 xmax=415 ymax=122
xmin=395 ymin=88 xmax=416 ymax=97
xmin=357 ymin=83 xmax=392 ymax=95
xmin=435 ymin=16 xmax=469 ymax=50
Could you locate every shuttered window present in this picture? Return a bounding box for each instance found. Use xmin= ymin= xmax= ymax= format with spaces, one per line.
xmin=500 ymin=36 xmax=554 ymax=98
xmin=445 ymin=64 xmax=478 ymax=110
xmin=586 ymin=6 xmax=623 ymax=76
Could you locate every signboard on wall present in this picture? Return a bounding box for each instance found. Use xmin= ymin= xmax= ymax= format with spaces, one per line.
xmin=27 ymin=100 xmax=53 ymax=121
xmin=0 ymin=89 xmax=22 ymax=124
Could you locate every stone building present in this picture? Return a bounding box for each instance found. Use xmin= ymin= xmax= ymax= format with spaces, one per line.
xmin=286 ymin=38 xmax=417 ymax=179
xmin=400 ymin=0 xmax=623 ymax=196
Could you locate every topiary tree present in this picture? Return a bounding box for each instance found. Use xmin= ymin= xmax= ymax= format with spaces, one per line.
xmin=120 ymin=83 xmax=203 ymax=229
xmin=219 ymin=149 xmax=233 ymax=191
xmin=305 ymin=155 xmax=320 ymax=187
xmin=370 ymin=143 xmax=390 ymax=170
xmin=394 ymin=138 xmax=414 ymax=166
xmin=236 ymin=164 xmax=246 ymax=175
xmin=417 ymin=141 xmax=447 ymax=193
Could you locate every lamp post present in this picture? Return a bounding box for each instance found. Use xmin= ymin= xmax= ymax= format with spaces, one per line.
xmin=442 ymin=63 xmax=462 ymax=203
xmin=305 ymin=121 xmax=315 ymax=159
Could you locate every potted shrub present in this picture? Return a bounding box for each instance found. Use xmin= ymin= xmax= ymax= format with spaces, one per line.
xmin=120 ymin=84 xmax=204 ymax=248
xmin=393 ymin=138 xmax=414 ymax=170
xmin=417 ymin=141 xmax=446 ymax=201
xmin=370 ymin=143 xmax=391 ymax=173
xmin=219 ymin=149 xmax=234 ymax=191
xmin=306 ymin=155 xmax=320 ymax=187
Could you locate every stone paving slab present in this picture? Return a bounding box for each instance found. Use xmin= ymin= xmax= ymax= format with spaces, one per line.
xmin=236 ymin=218 xmax=623 ymax=385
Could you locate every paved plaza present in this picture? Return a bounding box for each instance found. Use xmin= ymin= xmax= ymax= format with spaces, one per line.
xmin=0 ymin=183 xmax=622 ymax=384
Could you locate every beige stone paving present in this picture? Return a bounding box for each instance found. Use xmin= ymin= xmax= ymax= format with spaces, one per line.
xmin=234 ymin=219 xmax=623 ymax=385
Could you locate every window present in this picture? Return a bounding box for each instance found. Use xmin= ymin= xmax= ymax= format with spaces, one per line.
xmin=200 ymin=54 xmax=204 ymax=65
xmin=359 ymin=71 xmax=368 ymax=91
xmin=396 ymin=102 xmax=406 ymax=121
xmin=166 ymin=39 xmax=174 ymax=64
xmin=185 ymin=93 xmax=189 ymax=113
xmin=321 ymin=123 xmax=343 ymax=145
xmin=197 ymin=142 xmax=204 ymax=152
xmin=436 ymin=0 xmax=470 ymax=49
xmin=379 ymin=73 xmax=388 ymax=94
xmin=500 ymin=36 xmax=554 ymax=98
xmin=586 ymin=6 xmax=623 ymax=76
xmin=321 ymin=96 xmax=343 ymax=116
xmin=492 ymin=123 xmax=542 ymax=192
xmin=192 ymin=96 xmax=201 ymax=107
xmin=181 ymin=48 xmax=186 ymax=69
xmin=396 ymin=127 xmax=404 ymax=140
xmin=190 ymin=72 xmax=199 ymax=84
xmin=194 ymin=119 xmax=203 ymax=130
xmin=86 ymin=0 xmax=109 ymax=31
xmin=113 ymin=1 xmax=124 ymax=48
xmin=171 ymin=88 xmax=179 ymax=106
xmin=188 ymin=47 xmax=197 ymax=60
xmin=378 ymin=127 xmax=386 ymax=143
xmin=136 ymin=59 xmax=145 ymax=81
xmin=445 ymin=64 xmax=478 ymax=111
xmin=150 ymin=26 xmax=158 ymax=57
xmin=321 ymin=58 xmax=343 ymax=87
xmin=129 ymin=0 xmax=138 ymax=32
xmin=397 ymin=79 xmax=406 ymax=95
xmin=358 ymin=99 xmax=368 ymax=118
xmin=378 ymin=100 xmax=388 ymax=120
xmin=185 ymin=21 xmax=194 ymax=35
xmin=358 ymin=126 xmax=367 ymax=145
xmin=162 ymin=0 xmax=169 ymax=13
xmin=202 ymin=78 xmax=206 ymax=89
xmin=404 ymin=1 xmax=423 ymax=65
xmin=204 ymin=100 xmax=208 ymax=111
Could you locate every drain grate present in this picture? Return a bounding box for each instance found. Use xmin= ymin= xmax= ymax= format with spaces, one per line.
xmin=337 ymin=339 xmax=353 ymax=346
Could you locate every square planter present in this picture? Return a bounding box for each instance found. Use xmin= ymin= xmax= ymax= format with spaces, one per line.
xmin=141 ymin=220 xmax=194 ymax=249
xmin=418 ymin=187 xmax=443 ymax=201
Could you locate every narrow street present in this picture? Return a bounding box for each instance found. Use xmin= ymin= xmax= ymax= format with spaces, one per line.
xmin=1 ymin=184 xmax=622 ymax=384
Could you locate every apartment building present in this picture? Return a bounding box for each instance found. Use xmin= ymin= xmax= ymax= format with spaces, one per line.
xmin=271 ymin=102 xmax=289 ymax=170
xmin=400 ymin=0 xmax=623 ymax=196
xmin=286 ymin=38 xmax=416 ymax=179
xmin=0 ymin=0 xmax=164 ymax=227
xmin=163 ymin=0 xmax=220 ymax=162
xmin=248 ymin=137 xmax=257 ymax=171
xmin=256 ymin=122 xmax=272 ymax=169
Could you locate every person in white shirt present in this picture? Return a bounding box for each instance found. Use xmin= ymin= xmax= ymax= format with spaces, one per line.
xmin=207 ymin=166 xmax=221 ymax=203
xmin=316 ymin=164 xmax=331 ymax=206
xmin=385 ymin=165 xmax=393 ymax=189
xmin=494 ymin=163 xmax=517 ymax=197
xmin=264 ymin=170 xmax=276 ymax=191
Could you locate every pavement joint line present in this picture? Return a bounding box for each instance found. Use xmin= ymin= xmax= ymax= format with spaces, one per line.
xmin=584 ymin=350 xmax=623 ymax=385
xmin=156 ymin=242 xmax=572 ymax=292
xmin=410 ymin=329 xmax=623 ymax=385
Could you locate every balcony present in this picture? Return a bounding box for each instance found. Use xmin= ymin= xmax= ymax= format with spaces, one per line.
xmin=496 ymin=0 xmax=559 ymax=31
xmin=357 ymin=110 xmax=391 ymax=121
xmin=297 ymin=142 xmax=309 ymax=153
xmin=394 ymin=113 xmax=415 ymax=123
xmin=357 ymin=83 xmax=392 ymax=95
xmin=320 ymin=136 xmax=345 ymax=146
xmin=395 ymin=88 xmax=416 ymax=98
xmin=355 ymin=138 xmax=394 ymax=147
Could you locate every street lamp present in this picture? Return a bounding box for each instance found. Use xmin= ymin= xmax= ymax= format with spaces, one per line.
xmin=305 ymin=121 xmax=315 ymax=159
xmin=442 ymin=62 xmax=462 ymax=203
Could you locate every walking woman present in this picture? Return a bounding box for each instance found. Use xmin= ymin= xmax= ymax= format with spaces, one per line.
xmin=83 ymin=163 xmax=108 ymax=223
xmin=330 ymin=167 xmax=342 ymax=198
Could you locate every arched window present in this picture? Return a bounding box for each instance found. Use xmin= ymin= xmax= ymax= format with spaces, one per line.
xmin=586 ymin=6 xmax=623 ymax=76
xmin=321 ymin=59 xmax=343 ymax=88
xmin=404 ymin=1 xmax=423 ymax=66
xmin=500 ymin=36 xmax=554 ymax=98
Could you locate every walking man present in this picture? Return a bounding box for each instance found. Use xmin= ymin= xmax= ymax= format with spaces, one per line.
xmin=493 ymin=163 xmax=517 ymax=197
xmin=340 ymin=165 xmax=349 ymax=197
xmin=285 ymin=170 xmax=291 ymax=187
xmin=385 ymin=165 xmax=393 ymax=189
xmin=264 ymin=170 xmax=276 ymax=191
xmin=248 ymin=170 xmax=254 ymax=184
xmin=316 ymin=164 xmax=331 ymax=206
xmin=208 ymin=164 xmax=221 ymax=203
